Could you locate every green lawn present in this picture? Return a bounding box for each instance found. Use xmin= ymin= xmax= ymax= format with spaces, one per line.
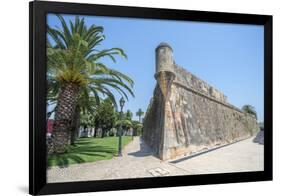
xmin=48 ymin=136 xmax=132 ymax=167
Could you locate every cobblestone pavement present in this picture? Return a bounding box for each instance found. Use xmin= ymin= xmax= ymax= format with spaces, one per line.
xmin=47 ymin=136 xmax=263 ymax=183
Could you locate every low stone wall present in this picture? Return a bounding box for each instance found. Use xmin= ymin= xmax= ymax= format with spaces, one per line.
xmin=143 ymin=64 xmax=259 ymax=160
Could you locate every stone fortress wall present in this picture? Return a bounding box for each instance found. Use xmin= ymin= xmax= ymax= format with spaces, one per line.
xmin=143 ymin=43 xmax=259 ymax=160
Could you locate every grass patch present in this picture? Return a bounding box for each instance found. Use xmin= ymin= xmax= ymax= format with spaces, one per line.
xmin=48 ymin=136 xmax=132 ymax=167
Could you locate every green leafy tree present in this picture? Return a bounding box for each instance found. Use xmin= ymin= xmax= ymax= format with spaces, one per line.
xmin=70 ymin=95 xmax=97 ymax=144
xmin=117 ymin=110 xmax=133 ymax=135
xmin=125 ymin=110 xmax=133 ymax=120
xmin=47 ymin=15 xmax=134 ymax=153
xmin=115 ymin=118 xmax=133 ymax=135
xmin=94 ymin=98 xmax=117 ymax=137
xmin=132 ymin=120 xmax=143 ymax=136
xmin=242 ymin=105 xmax=257 ymax=119
xmin=80 ymin=111 xmax=95 ymax=134
xmin=136 ymin=108 xmax=144 ymax=123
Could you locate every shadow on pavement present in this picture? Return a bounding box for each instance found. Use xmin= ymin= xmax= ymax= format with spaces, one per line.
xmin=127 ymin=138 xmax=155 ymax=157
xmin=253 ymin=130 xmax=264 ymax=145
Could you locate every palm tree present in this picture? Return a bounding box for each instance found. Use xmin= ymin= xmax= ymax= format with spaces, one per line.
xmin=47 ymin=15 xmax=134 ymax=153
xmin=136 ymin=108 xmax=144 ymax=123
xmin=47 ymin=84 xmax=98 ymax=145
xmin=242 ymin=105 xmax=257 ymax=119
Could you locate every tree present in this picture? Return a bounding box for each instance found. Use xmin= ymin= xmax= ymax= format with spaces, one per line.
xmin=132 ymin=120 xmax=143 ymax=136
xmin=115 ymin=118 xmax=133 ymax=135
xmin=125 ymin=110 xmax=133 ymax=121
xmin=117 ymin=110 xmax=133 ymax=134
xmin=94 ymin=98 xmax=117 ymax=137
xmin=47 ymin=85 xmax=98 ymax=145
xmin=69 ymin=106 xmax=81 ymax=145
xmin=47 ymin=15 xmax=134 ymax=153
xmin=70 ymin=95 xmax=97 ymax=144
xmin=75 ymin=91 xmax=98 ymax=136
xmin=136 ymin=108 xmax=144 ymax=123
xmin=80 ymin=111 xmax=95 ymax=136
xmin=242 ymin=105 xmax=257 ymax=119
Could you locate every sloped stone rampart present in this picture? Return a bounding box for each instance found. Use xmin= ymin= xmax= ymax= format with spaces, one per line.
xmin=143 ymin=43 xmax=258 ymax=160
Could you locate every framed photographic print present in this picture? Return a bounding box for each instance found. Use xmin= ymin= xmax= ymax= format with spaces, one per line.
xmin=29 ymin=1 xmax=272 ymax=195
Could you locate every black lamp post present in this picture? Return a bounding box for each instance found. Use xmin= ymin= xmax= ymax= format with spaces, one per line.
xmin=118 ymin=97 xmax=125 ymax=157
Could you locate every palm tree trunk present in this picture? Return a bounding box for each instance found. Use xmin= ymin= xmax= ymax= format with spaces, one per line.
xmin=101 ymin=129 xmax=105 ymax=138
xmin=84 ymin=125 xmax=87 ymax=136
xmin=101 ymin=126 xmax=107 ymax=138
xmin=70 ymin=127 xmax=76 ymax=145
xmin=74 ymin=113 xmax=81 ymax=140
xmin=70 ymin=106 xmax=80 ymax=145
xmin=52 ymin=83 xmax=80 ymax=154
xmin=94 ymin=123 xmax=99 ymax=138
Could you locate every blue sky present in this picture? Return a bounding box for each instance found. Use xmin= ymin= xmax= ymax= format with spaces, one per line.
xmin=47 ymin=14 xmax=264 ymax=122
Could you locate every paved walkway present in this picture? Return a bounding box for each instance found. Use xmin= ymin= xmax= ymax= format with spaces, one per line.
xmin=47 ymin=136 xmax=264 ymax=183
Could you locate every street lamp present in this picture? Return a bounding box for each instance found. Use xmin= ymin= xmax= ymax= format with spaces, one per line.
xmin=118 ymin=97 xmax=125 ymax=157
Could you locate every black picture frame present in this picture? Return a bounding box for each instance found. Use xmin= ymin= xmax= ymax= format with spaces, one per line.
xmin=29 ymin=1 xmax=273 ymax=195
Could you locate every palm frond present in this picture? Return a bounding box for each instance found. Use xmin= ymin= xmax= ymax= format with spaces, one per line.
xmin=56 ymin=14 xmax=72 ymax=47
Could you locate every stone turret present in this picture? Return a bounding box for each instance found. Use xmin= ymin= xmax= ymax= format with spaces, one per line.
xmin=155 ymin=42 xmax=175 ymax=98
